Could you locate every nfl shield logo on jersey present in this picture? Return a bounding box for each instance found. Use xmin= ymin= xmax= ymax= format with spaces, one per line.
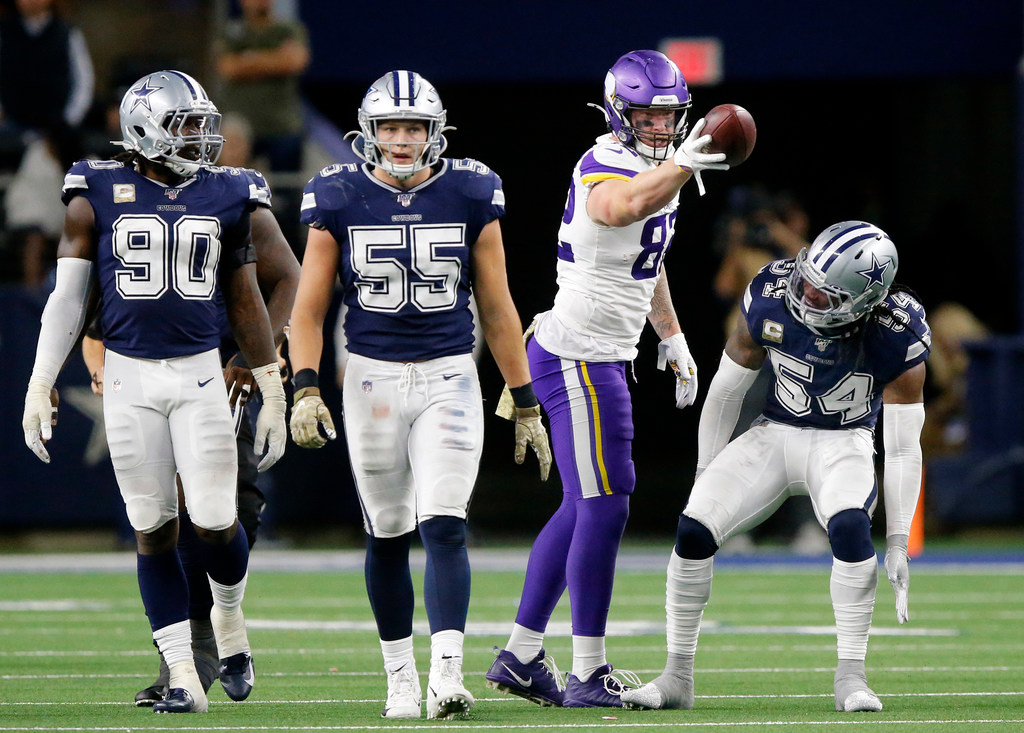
xmin=164 ymin=188 xmax=181 ymax=200
xmin=362 ymin=380 xmax=373 ymax=393
xmin=112 ymin=379 xmax=122 ymax=392
xmin=396 ymin=193 xmax=415 ymax=207
xmin=815 ymin=338 xmax=832 ymax=352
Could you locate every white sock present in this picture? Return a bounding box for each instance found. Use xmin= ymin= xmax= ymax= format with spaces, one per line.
xmin=430 ymin=629 xmax=465 ymax=664
xmin=830 ymin=556 xmax=878 ymax=660
xmin=153 ymin=619 xmax=192 ymax=667
xmin=380 ymin=635 xmax=415 ymax=674
xmin=571 ymin=634 xmax=606 ymax=681
xmin=666 ymin=552 xmax=714 ymax=657
xmin=506 ymin=623 xmax=544 ymax=665
xmin=209 ymin=572 xmax=247 ymax=610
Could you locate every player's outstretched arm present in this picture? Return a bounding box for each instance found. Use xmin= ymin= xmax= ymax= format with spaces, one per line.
xmin=23 ymin=197 xmax=97 ymax=463
xmin=472 ymin=220 xmax=551 ymax=480
xmin=881 ymin=363 xmax=926 ymax=624
xmin=287 ymin=226 xmax=339 ymax=449
xmin=225 ymin=260 xmax=286 ymax=471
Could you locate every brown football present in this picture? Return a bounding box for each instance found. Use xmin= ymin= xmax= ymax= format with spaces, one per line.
xmin=701 ymin=104 xmax=756 ymax=166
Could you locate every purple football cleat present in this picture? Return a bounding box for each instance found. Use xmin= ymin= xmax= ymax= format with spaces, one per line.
xmin=485 ymin=647 xmax=565 ymax=706
xmin=562 ymin=664 xmax=641 ymax=708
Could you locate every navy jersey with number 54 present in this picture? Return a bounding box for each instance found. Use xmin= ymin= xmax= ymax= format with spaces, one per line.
xmin=62 ymin=161 xmax=265 ymax=359
xmin=742 ymin=259 xmax=931 ymax=430
xmin=300 ymin=159 xmax=504 ymax=362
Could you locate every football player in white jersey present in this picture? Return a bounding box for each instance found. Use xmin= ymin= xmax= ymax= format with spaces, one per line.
xmin=21 ymin=71 xmax=288 ymax=713
xmin=485 ymin=49 xmax=729 ymax=708
xmin=287 ymin=70 xmax=551 ymax=720
xmin=621 ymin=221 xmax=930 ymax=712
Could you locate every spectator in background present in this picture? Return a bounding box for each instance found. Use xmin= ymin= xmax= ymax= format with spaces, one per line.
xmin=217 ymin=112 xmax=255 ymax=169
xmin=0 ymin=0 xmax=93 ymax=166
xmin=920 ymin=302 xmax=989 ymax=457
xmin=215 ymin=0 xmax=309 ymax=174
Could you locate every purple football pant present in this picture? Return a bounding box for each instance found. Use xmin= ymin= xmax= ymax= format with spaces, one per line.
xmin=513 ymin=339 xmax=634 ymax=637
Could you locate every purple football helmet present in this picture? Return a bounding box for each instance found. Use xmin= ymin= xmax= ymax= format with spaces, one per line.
xmin=602 ymin=50 xmax=691 ymax=161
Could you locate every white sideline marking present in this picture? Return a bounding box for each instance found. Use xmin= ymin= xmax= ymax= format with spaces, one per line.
xmin=0 ymin=719 xmax=1023 ymax=730
xmin=3 ymin=692 xmax=1023 ymax=706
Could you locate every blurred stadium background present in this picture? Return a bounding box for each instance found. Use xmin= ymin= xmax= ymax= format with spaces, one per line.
xmin=1 ymin=0 xmax=1022 ymax=551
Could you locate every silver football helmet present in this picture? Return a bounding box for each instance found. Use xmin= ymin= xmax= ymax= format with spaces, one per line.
xmin=116 ymin=70 xmax=223 ymax=177
xmin=353 ymin=70 xmax=449 ymax=180
xmin=786 ymin=220 xmax=898 ymax=335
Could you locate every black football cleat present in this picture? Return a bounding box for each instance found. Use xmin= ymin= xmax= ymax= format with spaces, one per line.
xmin=219 ymin=652 xmax=255 ymax=701
xmin=152 ymin=687 xmax=208 ymax=713
xmin=134 ymin=683 xmax=166 ymax=707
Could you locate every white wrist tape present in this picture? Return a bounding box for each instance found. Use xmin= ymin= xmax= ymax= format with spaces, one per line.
xmin=883 ymin=402 xmax=926 ymax=538
xmin=251 ymin=362 xmax=286 ymax=403
xmin=30 ymin=257 xmax=94 ymax=388
xmin=696 ymin=352 xmax=759 ymax=471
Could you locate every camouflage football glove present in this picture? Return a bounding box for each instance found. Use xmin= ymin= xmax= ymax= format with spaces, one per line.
xmin=290 ymin=387 xmax=337 ymax=449
xmin=514 ymin=405 xmax=552 ymax=481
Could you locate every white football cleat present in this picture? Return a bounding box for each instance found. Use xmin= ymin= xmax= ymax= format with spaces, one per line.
xmin=381 ymin=663 xmax=421 ymax=719
xmin=426 ymin=655 xmax=474 ymax=719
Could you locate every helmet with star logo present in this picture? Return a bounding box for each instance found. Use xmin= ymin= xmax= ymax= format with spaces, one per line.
xmin=786 ymin=220 xmax=898 ymax=335
xmin=116 ymin=70 xmax=223 ymax=177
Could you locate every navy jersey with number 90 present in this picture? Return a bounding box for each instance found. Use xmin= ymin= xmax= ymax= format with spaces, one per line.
xmin=61 ymin=160 xmax=264 ymax=360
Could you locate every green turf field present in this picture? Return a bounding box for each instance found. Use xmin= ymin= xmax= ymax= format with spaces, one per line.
xmin=1 ymin=551 xmax=1022 ymax=731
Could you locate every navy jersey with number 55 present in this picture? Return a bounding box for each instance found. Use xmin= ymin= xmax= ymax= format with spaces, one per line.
xmin=742 ymin=259 xmax=931 ymax=430
xmin=61 ymin=161 xmax=265 ymax=360
xmin=300 ymin=159 xmax=504 ymax=362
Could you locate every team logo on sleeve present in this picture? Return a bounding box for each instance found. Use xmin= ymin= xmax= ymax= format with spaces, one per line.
xmin=762 ymin=320 xmax=784 ymax=343
xmin=113 ymin=184 xmax=136 ymax=203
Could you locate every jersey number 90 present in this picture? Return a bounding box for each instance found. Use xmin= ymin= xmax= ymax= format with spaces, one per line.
xmin=112 ymin=214 xmax=222 ymax=300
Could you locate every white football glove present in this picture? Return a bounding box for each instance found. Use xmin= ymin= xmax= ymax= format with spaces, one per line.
xmin=251 ymin=363 xmax=288 ymax=471
xmin=23 ymin=378 xmax=56 ymax=463
xmin=884 ymin=535 xmax=911 ymax=625
xmin=514 ymin=405 xmax=552 ymax=481
xmin=657 ymin=333 xmax=699 ymax=409
xmin=290 ymin=387 xmax=337 ymax=449
xmin=673 ymin=117 xmax=730 ymax=196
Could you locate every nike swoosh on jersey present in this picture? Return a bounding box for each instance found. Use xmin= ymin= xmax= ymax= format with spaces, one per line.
xmin=198 ymin=377 xmax=216 ymax=388
xmin=442 ymin=374 xmax=461 ymax=381
xmin=501 ymin=663 xmax=532 ymax=687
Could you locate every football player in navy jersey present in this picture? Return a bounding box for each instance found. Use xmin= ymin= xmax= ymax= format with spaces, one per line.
xmin=79 ymin=189 xmax=299 ymax=706
xmin=287 ymin=70 xmax=551 ymax=720
xmin=621 ymin=221 xmax=930 ymax=713
xmin=21 ymin=70 xmax=288 ymax=714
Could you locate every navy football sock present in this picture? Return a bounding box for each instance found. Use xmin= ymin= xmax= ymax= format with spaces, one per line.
xmin=198 ymin=523 xmax=249 ymax=587
xmin=137 ymin=549 xmax=189 ymax=632
xmin=365 ymin=533 xmax=414 ymax=640
xmin=514 ymin=491 xmax=576 ymax=631
xmin=419 ymin=516 xmax=470 ymax=634
xmin=566 ymin=493 xmax=629 ymax=636
xmin=177 ymin=510 xmax=213 ymax=619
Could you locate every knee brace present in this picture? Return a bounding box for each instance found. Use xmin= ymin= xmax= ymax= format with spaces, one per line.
xmin=676 ymin=514 xmax=718 ymax=560
xmin=827 ymin=509 xmax=875 ymax=563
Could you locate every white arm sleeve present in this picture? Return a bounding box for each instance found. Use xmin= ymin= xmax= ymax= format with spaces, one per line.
xmin=696 ymin=351 xmax=760 ymax=474
xmin=29 ymin=257 xmax=94 ymax=388
xmin=882 ymin=402 xmax=926 ymax=540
